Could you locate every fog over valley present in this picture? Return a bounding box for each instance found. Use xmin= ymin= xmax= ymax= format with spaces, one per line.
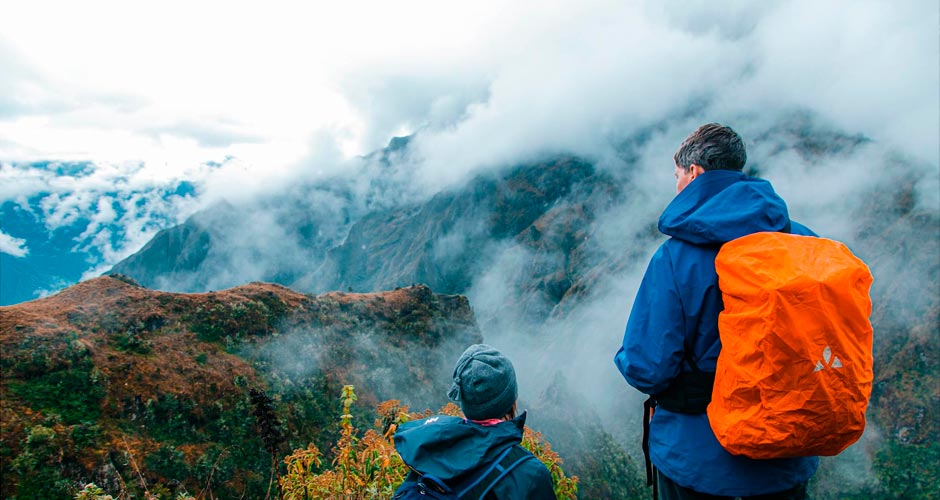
xmin=1 ymin=1 xmax=937 ymax=497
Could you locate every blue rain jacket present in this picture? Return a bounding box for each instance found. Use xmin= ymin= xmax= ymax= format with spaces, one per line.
xmin=393 ymin=412 xmax=556 ymax=499
xmin=614 ymin=170 xmax=819 ymax=496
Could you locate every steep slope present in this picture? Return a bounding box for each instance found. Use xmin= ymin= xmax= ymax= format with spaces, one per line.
xmin=0 ymin=275 xmax=480 ymax=499
xmin=854 ymin=176 xmax=939 ymax=448
xmin=105 ymin=206 xmax=216 ymax=286
xmin=109 ymin=184 xmax=359 ymax=294
xmin=306 ymin=156 xmax=618 ymax=313
xmin=108 ymin=136 xmax=421 ymax=296
xmin=112 ymin=155 xmax=621 ymax=325
xmin=810 ymin=180 xmax=939 ymax=499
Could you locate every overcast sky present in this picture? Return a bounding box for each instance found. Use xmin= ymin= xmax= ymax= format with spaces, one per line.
xmin=3 ymin=1 xmax=937 ymax=166
xmin=1 ymin=0 xmax=938 ymax=258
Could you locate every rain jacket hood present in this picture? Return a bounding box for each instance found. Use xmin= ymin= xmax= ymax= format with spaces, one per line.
xmin=659 ymin=169 xmax=790 ymax=245
xmin=394 ymin=413 xmax=527 ymax=481
xmin=393 ymin=411 xmax=557 ymax=499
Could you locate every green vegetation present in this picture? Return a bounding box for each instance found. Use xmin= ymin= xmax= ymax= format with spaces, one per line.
xmin=11 ymin=424 xmax=74 ymax=500
xmin=111 ymin=329 xmax=153 ymax=354
xmin=5 ymin=333 xmax=105 ymax=425
xmin=57 ymin=386 xmax=576 ymax=500
xmin=812 ymin=438 xmax=940 ymax=500
xmin=871 ymin=439 xmax=940 ymax=499
xmin=145 ymin=445 xmax=191 ymax=485
xmin=8 ymin=365 xmax=105 ymax=424
xmin=186 ymin=296 xmax=289 ymax=343
xmin=389 ymin=305 xmax=432 ymax=337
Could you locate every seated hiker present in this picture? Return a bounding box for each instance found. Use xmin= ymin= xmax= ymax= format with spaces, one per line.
xmin=393 ymin=344 xmax=556 ymax=500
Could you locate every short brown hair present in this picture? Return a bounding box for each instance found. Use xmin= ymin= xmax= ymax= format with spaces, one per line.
xmin=674 ymin=123 xmax=747 ymax=172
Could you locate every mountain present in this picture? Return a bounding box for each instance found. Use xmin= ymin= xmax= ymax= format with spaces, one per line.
xmin=107 ymin=164 xmax=389 ymax=295
xmin=307 ymin=156 xmax=621 ymax=317
xmin=111 ymin=152 xmax=629 ymax=335
xmin=0 ymin=275 xmax=480 ymax=499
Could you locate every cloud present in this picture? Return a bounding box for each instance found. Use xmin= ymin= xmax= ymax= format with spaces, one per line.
xmin=361 ymin=5 xmax=749 ymax=189
xmin=143 ymin=119 xmax=266 ymax=149
xmin=0 ymin=0 xmax=934 ymax=207
xmin=0 ymin=39 xmax=76 ymax=119
xmin=714 ymin=0 xmax=940 ymax=165
xmin=3 ymin=0 xmax=934 ymax=353
xmin=318 ymin=0 xmax=935 ymax=198
xmin=1 ymin=159 xmax=206 ymax=291
xmin=0 ymin=230 xmax=29 ymax=257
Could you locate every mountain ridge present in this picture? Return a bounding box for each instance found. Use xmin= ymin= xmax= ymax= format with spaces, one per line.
xmin=1 ymin=275 xmax=481 ymax=498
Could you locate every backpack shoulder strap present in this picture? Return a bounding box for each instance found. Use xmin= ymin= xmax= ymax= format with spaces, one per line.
xmin=455 ymin=445 xmax=536 ymax=500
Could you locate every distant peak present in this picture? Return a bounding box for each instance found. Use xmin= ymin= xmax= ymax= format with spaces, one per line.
xmin=387 ymin=135 xmax=413 ymax=152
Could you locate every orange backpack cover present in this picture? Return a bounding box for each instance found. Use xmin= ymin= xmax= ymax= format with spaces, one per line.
xmin=709 ymin=232 xmax=873 ymax=459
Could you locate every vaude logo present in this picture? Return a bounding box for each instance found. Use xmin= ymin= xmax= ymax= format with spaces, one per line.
xmin=814 ymin=346 xmax=843 ymax=372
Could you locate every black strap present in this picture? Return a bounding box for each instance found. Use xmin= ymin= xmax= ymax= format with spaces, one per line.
xmin=458 ymin=445 xmax=534 ymax=499
xmin=643 ymin=351 xmax=708 ymax=498
xmin=409 ymin=445 xmax=529 ymax=500
xmin=642 ymin=397 xmax=660 ymax=500
xmin=642 ymin=396 xmax=655 ymax=487
xmin=653 ymin=371 xmax=716 ymax=414
xmin=684 ymin=349 xmax=701 ymax=373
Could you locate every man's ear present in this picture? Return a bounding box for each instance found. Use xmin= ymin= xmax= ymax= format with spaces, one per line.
xmin=690 ymin=164 xmax=706 ymax=179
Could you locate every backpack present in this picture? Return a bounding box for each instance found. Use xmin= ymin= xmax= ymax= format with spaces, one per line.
xmin=393 ymin=445 xmax=536 ymax=500
xmin=708 ymin=231 xmax=874 ymax=459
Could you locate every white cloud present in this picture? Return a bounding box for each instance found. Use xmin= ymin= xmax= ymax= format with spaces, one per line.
xmin=714 ymin=0 xmax=940 ymax=165
xmin=0 ymin=159 xmax=206 ymax=288
xmin=337 ymin=0 xmax=938 ymax=193
xmin=0 ymin=0 xmax=934 ymax=204
xmin=0 ymin=230 xmax=29 ymax=257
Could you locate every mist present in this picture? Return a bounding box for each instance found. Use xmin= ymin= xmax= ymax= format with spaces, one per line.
xmin=2 ymin=0 xmax=937 ymax=495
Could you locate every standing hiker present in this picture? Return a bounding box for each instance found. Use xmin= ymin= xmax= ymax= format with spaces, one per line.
xmin=614 ymin=123 xmax=819 ymax=499
xmin=394 ymin=344 xmax=556 ymax=499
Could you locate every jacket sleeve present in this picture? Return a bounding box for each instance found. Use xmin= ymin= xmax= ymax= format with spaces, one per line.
xmin=614 ymin=242 xmax=686 ymax=395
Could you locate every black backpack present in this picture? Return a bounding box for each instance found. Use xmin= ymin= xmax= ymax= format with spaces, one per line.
xmin=394 ymin=445 xmax=535 ymax=500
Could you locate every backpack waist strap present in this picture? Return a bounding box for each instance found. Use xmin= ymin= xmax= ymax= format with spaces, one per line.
xmin=653 ymin=370 xmax=715 ymax=414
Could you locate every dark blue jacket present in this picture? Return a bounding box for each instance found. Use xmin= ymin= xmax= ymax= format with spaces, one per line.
xmin=393 ymin=412 xmax=556 ymax=499
xmin=614 ymin=170 xmax=819 ymax=496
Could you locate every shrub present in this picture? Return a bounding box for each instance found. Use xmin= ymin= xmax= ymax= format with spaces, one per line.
xmin=187 ymin=298 xmax=284 ymax=343
xmin=279 ymin=385 xmax=578 ymax=499
xmin=8 ymin=364 xmax=105 ymax=424
xmin=11 ymin=424 xmax=73 ymax=500
xmin=146 ymin=445 xmax=192 ymax=486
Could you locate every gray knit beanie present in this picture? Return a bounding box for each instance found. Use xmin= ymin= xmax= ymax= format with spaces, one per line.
xmin=448 ymin=344 xmax=518 ymax=420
